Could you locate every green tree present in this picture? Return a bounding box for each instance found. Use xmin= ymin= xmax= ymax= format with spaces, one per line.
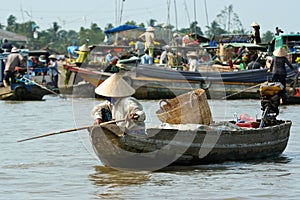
xmin=262 ymin=30 xmax=274 ymax=43
xmin=205 ymin=20 xmax=227 ymax=39
xmin=216 ymin=4 xmax=244 ymax=33
xmin=6 ymin=15 xmax=17 ymax=32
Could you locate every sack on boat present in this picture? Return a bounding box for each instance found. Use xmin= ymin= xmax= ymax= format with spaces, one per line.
xmin=259 ymin=82 xmax=283 ymax=96
xmin=156 ymin=89 xmax=212 ymax=125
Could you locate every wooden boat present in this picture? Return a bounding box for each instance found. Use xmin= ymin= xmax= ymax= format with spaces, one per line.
xmin=0 ymin=81 xmax=49 ymax=100
xmin=89 ymin=120 xmax=292 ymax=171
xmin=64 ymin=64 xmax=275 ymax=99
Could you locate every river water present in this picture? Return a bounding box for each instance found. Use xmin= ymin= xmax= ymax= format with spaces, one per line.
xmin=0 ymin=95 xmax=299 ymax=200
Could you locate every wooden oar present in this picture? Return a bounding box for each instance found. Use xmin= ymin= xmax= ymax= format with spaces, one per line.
xmin=17 ymin=119 xmax=126 ymax=142
xmin=22 ymin=77 xmax=63 ymax=97
xmin=222 ymin=81 xmax=268 ymax=99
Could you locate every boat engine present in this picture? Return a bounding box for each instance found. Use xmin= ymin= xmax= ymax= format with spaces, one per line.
xmin=259 ymin=82 xmax=283 ymax=127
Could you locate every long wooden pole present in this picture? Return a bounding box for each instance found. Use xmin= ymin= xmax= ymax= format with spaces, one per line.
xmin=17 ymin=119 xmax=126 ymax=142
xmin=22 ymin=77 xmax=62 ymax=97
xmin=222 ymin=81 xmax=268 ymax=99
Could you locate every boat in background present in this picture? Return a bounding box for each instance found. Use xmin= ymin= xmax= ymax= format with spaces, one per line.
xmin=0 ymin=77 xmax=49 ymax=100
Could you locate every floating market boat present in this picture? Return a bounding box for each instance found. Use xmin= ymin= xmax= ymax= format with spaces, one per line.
xmin=0 ymin=78 xmax=49 ymax=100
xmin=89 ymin=119 xmax=291 ymax=171
xmin=89 ymin=86 xmax=291 ymax=171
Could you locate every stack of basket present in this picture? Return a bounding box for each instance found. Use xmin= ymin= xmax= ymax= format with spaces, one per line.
xmin=156 ymin=89 xmax=212 ymax=125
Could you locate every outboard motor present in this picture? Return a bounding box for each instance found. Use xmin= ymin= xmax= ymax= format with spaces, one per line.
xmin=259 ymin=82 xmax=283 ymax=128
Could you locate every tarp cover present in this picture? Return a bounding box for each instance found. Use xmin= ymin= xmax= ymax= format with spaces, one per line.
xmin=0 ymin=29 xmax=28 ymax=42
xmin=104 ymin=24 xmax=146 ymax=34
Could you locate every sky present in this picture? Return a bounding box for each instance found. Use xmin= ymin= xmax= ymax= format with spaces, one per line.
xmin=0 ymin=0 xmax=299 ymax=34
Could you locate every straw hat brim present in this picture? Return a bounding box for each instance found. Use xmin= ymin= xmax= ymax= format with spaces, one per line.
xmin=95 ymin=73 xmax=135 ymax=97
xmin=11 ymin=47 xmax=18 ymax=53
xmin=79 ymin=44 xmax=90 ymax=52
xmin=48 ymin=54 xmax=57 ymax=59
xmin=146 ymin=26 xmax=155 ymax=32
xmin=273 ymin=47 xmax=287 ymax=57
xmin=251 ymin=22 xmax=259 ymax=27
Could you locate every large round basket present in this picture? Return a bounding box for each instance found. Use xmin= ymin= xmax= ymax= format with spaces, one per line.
xmin=156 ymin=89 xmax=212 ymax=125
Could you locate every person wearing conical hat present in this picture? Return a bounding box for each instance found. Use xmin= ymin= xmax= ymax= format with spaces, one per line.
xmin=139 ymin=26 xmax=155 ymax=58
xmin=75 ymin=44 xmax=90 ymax=67
xmin=91 ymin=73 xmax=146 ymax=134
xmin=48 ymin=54 xmax=59 ymax=88
xmin=270 ymin=47 xmax=298 ymax=101
xmin=3 ymin=47 xmax=24 ymax=86
xmin=250 ymin=22 xmax=261 ymax=44
xmin=186 ymin=51 xmax=199 ymax=72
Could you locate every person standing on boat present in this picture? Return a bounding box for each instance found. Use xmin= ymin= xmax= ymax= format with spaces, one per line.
xmin=139 ymin=26 xmax=155 ymax=58
xmin=270 ymin=47 xmax=298 ymax=99
xmin=91 ymin=73 xmax=146 ymax=134
xmin=48 ymin=54 xmax=59 ymax=88
xmin=250 ymin=22 xmax=261 ymax=44
xmin=134 ymin=39 xmax=144 ymax=57
xmin=75 ymin=44 xmax=90 ymax=67
xmin=3 ymin=47 xmax=24 ymax=86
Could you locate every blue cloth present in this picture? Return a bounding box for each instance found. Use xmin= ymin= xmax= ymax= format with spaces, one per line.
xmin=104 ymin=24 xmax=146 ymax=34
xmin=67 ymin=46 xmax=79 ymax=58
xmin=140 ymin=54 xmax=153 ymax=64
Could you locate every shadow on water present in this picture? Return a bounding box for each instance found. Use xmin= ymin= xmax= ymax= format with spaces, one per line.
xmin=89 ymin=165 xmax=152 ymax=199
xmin=89 ymin=165 xmax=151 ymax=187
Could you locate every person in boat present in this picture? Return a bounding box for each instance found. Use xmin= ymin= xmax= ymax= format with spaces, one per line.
xmin=75 ymin=44 xmax=90 ymax=67
xmin=172 ymin=32 xmax=182 ymax=47
xmin=3 ymin=47 xmax=25 ymax=86
xmin=91 ymin=73 xmax=146 ymax=134
xmin=250 ymin=22 xmax=261 ymax=44
xmin=159 ymin=45 xmax=171 ymax=65
xmin=184 ymin=51 xmax=199 ymax=72
xmin=270 ymin=47 xmax=298 ymax=99
xmin=1 ymin=39 xmax=14 ymax=52
xmin=37 ymin=55 xmax=49 ymax=77
xmin=140 ymin=49 xmax=153 ymax=64
xmin=48 ymin=54 xmax=59 ymax=88
xmin=134 ymin=39 xmax=144 ymax=57
xmin=275 ymin=27 xmax=284 ymax=36
xmin=139 ymin=26 xmax=155 ymax=58
xmin=246 ymin=54 xmax=261 ymax=70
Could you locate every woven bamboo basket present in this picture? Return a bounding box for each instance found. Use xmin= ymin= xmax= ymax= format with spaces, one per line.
xmin=156 ymin=89 xmax=212 ymax=125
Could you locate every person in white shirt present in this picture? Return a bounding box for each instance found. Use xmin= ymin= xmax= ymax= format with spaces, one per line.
xmin=91 ymin=73 xmax=146 ymax=134
xmin=159 ymin=45 xmax=171 ymax=65
xmin=186 ymin=52 xmax=199 ymax=72
xmin=48 ymin=54 xmax=59 ymax=88
xmin=139 ymin=26 xmax=155 ymax=58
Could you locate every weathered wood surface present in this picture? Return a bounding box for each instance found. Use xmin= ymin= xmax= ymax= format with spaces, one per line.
xmin=89 ymin=120 xmax=291 ymax=171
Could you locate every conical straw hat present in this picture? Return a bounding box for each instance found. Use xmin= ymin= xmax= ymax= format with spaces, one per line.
xmin=146 ymin=26 xmax=155 ymax=32
xmin=95 ymin=73 xmax=135 ymax=97
xmin=79 ymin=44 xmax=90 ymax=52
xmin=273 ymin=47 xmax=287 ymax=57
xmin=251 ymin=22 xmax=259 ymax=27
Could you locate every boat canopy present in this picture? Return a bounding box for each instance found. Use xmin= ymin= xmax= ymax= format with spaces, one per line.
xmin=104 ymin=24 xmax=146 ymax=35
xmin=223 ymin=43 xmax=267 ymax=51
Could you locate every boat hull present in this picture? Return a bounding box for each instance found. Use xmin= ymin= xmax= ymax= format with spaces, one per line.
xmin=0 ymin=84 xmax=48 ymax=100
xmin=89 ymin=121 xmax=291 ymax=171
xmin=66 ymin=65 xmax=263 ymax=99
